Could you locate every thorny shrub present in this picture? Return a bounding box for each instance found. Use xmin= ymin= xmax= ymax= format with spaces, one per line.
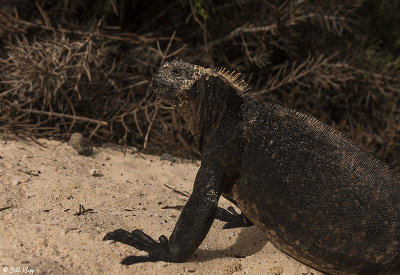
xmin=0 ymin=0 xmax=399 ymax=172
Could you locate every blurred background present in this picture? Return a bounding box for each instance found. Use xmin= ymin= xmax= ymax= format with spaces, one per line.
xmin=0 ymin=0 xmax=399 ymax=172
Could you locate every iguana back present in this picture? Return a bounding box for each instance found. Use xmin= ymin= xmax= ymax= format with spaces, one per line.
xmin=231 ymin=100 xmax=400 ymax=274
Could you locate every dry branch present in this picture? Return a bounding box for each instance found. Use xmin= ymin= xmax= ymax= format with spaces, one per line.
xmin=209 ymin=12 xmax=351 ymax=47
xmin=0 ymin=0 xmax=399 ymax=170
xmin=18 ymin=108 xmax=108 ymax=126
xmin=0 ymin=9 xmax=178 ymax=45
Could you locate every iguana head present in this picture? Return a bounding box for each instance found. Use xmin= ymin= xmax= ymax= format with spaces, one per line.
xmin=152 ymin=59 xmax=248 ymax=143
xmin=152 ymin=59 xmax=211 ymax=107
xmin=152 ymin=59 xmax=248 ymax=107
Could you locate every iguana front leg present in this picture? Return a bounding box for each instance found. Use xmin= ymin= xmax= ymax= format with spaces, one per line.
xmin=103 ymin=163 xmax=222 ymax=264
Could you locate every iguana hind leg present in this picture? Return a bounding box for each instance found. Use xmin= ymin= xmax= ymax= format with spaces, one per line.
xmin=215 ymin=206 xmax=254 ymax=229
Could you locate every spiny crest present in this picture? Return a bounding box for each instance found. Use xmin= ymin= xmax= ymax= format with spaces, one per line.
xmin=163 ymin=60 xmax=249 ymax=94
xmin=212 ymin=67 xmax=248 ymax=94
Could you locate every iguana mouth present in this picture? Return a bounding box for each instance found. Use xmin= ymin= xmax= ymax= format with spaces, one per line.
xmin=151 ymin=75 xmax=165 ymax=92
xmin=152 ymin=76 xmax=171 ymax=96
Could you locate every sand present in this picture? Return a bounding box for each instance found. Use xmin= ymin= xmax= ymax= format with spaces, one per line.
xmin=0 ymin=135 xmax=320 ymax=275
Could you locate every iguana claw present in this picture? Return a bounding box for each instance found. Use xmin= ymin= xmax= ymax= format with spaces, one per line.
xmin=103 ymin=229 xmax=170 ymax=264
xmin=215 ymin=206 xmax=254 ymax=229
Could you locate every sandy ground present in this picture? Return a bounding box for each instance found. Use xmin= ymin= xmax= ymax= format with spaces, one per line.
xmin=0 ymin=135 xmax=320 ymax=275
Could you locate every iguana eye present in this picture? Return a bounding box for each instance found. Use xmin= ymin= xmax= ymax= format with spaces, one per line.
xmin=172 ymin=68 xmax=182 ymax=76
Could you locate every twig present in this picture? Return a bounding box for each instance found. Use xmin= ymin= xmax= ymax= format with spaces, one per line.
xmin=208 ymin=13 xmax=328 ymax=47
xmin=138 ymin=1 xmax=179 ymax=32
xmin=192 ymin=12 xmax=211 ymax=61
xmin=155 ymin=31 xmax=187 ymax=67
xmin=133 ymin=110 xmax=144 ymax=137
xmin=164 ymin=184 xmax=190 ymax=198
xmin=162 ymin=205 xmax=185 ymax=210
xmin=143 ymin=105 xmax=159 ymax=149
xmin=88 ymin=123 xmax=102 ymax=139
xmin=34 ymin=1 xmax=51 ymax=28
xmin=0 ymin=205 xmax=13 ymax=212
xmin=0 ymin=9 xmax=178 ymax=45
xmin=157 ymin=31 xmax=176 ymax=66
xmin=18 ymin=108 xmax=108 ymax=126
xmin=74 ymin=204 xmax=94 ymax=216
xmin=253 ymin=54 xmax=333 ymax=95
xmin=119 ymin=113 xmax=130 ymax=155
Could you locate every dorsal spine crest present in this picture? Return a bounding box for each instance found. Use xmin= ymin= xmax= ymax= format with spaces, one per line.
xmin=210 ymin=67 xmax=248 ymax=94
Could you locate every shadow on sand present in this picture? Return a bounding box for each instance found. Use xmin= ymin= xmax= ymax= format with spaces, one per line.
xmin=190 ymin=225 xmax=269 ymax=262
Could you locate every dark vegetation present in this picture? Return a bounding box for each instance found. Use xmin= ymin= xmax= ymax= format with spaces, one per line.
xmin=0 ymin=0 xmax=399 ymax=172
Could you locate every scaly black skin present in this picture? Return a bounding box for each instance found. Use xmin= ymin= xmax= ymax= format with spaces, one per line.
xmin=104 ymin=60 xmax=400 ymax=274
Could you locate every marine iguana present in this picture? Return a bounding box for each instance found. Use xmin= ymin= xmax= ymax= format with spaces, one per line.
xmin=104 ymin=60 xmax=400 ymax=274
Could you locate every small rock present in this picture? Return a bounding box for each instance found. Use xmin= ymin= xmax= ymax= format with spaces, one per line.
xmin=269 ymin=266 xmax=283 ymax=275
xmin=160 ymin=153 xmax=177 ymax=162
xmin=68 ymin=133 xmax=83 ymax=147
xmin=68 ymin=133 xmax=93 ymax=156
xmin=156 ymin=261 xmax=167 ymax=267
xmin=76 ymin=142 xmax=93 ymax=156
